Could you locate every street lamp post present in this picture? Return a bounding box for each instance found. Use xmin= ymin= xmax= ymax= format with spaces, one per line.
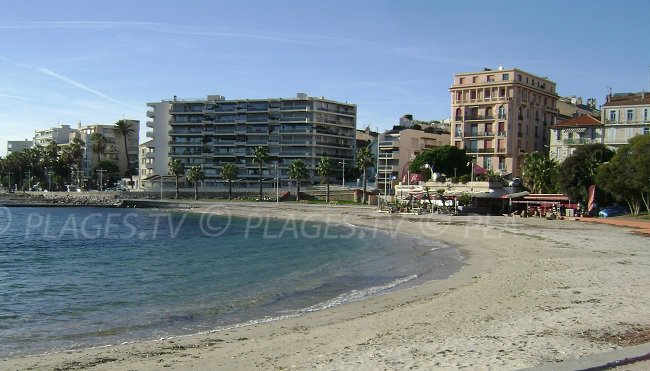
xmin=25 ymin=170 xmax=32 ymax=191
xmin=274 ymin=162 xmax=279 ymax=204
xmin=338 ymin=160 xmax=345 ymax=187
xmin=46 ymin=170 xmax=54 ymax=191
xmin=97 ymin=168 xmax=106 ymax=192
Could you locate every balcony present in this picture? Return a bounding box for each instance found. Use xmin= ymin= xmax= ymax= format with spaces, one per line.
xmin=379 ymin=141 xmax=398 ymax=148
xmin=478 ymin=148 xmax=495 ymax=153
xmin=563 ymin=138 xmax=600 ymax=145
xmin=497 ymin=131 xmax=507 ymax=136
xmin=378 ymin=151 xmax=399 ymax=159
xmin=465 ymin=115 xmax=495 ymax=122
xmin=378 ymin=165 xmax=399 ymax=172
xmin=464 ymin=131 xmax=495 ymax=137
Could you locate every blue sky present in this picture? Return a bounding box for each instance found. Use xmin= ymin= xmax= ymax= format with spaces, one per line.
xmin=1 ymin=0 xmax=649 ymax=156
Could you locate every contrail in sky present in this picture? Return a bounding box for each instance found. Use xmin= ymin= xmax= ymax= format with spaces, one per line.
xmin=36 ymin=67 xmax=139 ymax=111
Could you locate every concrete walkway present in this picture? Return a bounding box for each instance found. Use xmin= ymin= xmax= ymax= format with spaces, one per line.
xmin=579 ymin=216 xmax=650 ymax=236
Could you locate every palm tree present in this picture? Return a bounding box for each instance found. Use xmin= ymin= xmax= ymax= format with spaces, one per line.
xmin=221 ymin=162 xmax=238 ymax=200
xmin=90 ymin=132 xmax=107 ymax=163
xmin=522 ymin=151 xmax=558 ymax=193
xmin=186 ymin=165 xmax=205 ymax=200
xmin=68 ymin=137 xmax=85 ymax=187
xmin=252 ymin=146 xmax=269 ymax=201
xmin=316 ymin=157 xmax=334 ymax=203
xmin=355 ymin=146 xmax=375 ymax=204
xmin=168 ymin=159 xmax=185 ymax=199
xmin=114 ymin=120 xmax=135 ymax=184
xmin=288 ymin=159 xmax=309 ymax=202
xmin=44 ymin=140 xmax=59 ymax=167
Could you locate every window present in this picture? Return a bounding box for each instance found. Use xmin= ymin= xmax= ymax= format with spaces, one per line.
xmin=487 ymin=75 xmax=495 ymax=82
xmin=485 ymin=89 xmax=491 ymax=98
xmin=518 ymin=74 xmax=522 ymax=82
xmin=502 ymin=73 xmax=509 ymax=81
xmin=456 ymin=91 xmax=462 ymax=101
xmin=470 ymin=90 xmax=477 ymax=99
xmin=499 ymin=157 xmax=506 ymax=170
xmin=472 ymin=76 xmax=478 ymax=83
xmin=609 ymin=110 xmax=617 ymax=123
xmin=556 ymin=130 xmax=561 ymax=140
xmin=483 ymin=157 xmax=492 ymax=170
xmin=498 ymin=105 xmax=506 ymax=119
xmin=626 ymin=109 xmax=634 ymax=122
xmin=644 ymin=127 xmax=649 ymax=135
xmin=499 ymin=87 xmax=506 ymax=97
xmin=644 ymin=108 xmax=648 ymax=122
xmin=459 ymin=77 xmax=465 ymax=84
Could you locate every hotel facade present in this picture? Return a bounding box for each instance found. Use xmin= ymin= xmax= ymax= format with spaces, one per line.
xmin=601 ymin=92 xmax=650 ymax=150
xmin=160 ymin=93 xmax=356 ymax=186
xmin=449 ymin=68 xmax=559 ymax=177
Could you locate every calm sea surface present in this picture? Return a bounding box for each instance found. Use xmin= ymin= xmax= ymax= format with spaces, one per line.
xmin=0 ymin=207 xmax=463 ymax=356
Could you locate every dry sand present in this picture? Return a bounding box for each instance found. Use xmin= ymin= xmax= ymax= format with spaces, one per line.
xmin=1 ymin=203 xmax=649 ymax=370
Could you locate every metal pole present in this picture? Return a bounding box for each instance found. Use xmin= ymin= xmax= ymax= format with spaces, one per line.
xmin=342 ymin=160 xmax=345 ymax=187
xmin=26 ymin=170 xmax=32 ymax=191
xmin=97 ymin=168 xmax=106 ymax=191
xmin=160 ymin=176 xmax=163 ymax=200
xmin=275 ymin=162 xmax=279 ymax=204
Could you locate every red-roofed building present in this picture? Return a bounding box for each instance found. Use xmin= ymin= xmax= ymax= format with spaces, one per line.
xmin=601 ymin=92 xmax=650 ymax=150
xmin=549 ymin=115 xmax=603 ymax=162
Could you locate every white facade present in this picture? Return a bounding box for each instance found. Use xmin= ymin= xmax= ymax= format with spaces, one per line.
xmin=7 ymin=140 xmax=33 ymax=154
xmin=601 ymin=92 xmax=650 ymax=149
xmin=34 ymin=124 xmax=74 ymax=147
xmin=549 ymin=115 xmax=603 ymax=162
xmin=142 ymin=101 xmax=172 ymax=180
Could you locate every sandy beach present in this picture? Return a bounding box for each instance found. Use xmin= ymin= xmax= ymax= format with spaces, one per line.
xmin=1 ymin=203 xmax=649 ymax=370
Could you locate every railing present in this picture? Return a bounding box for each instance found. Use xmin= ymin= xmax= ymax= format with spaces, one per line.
xmin=465 ymin=115 xmax=495 ymax=121
xmin=478 ymin=148 xmax=495 ymax=153
xmin=563 ymin=138 xmax=600 ymax=145
xmin=464 ymin=131 xmax=495 ymax=137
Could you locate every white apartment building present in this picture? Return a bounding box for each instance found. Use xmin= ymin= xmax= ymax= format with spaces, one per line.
xmin=601 ymin=92 xmax=650 ymax=150
xmin=163 ymin=93 xmax=356 ymax=186
xmin=141 ymin=101 xmax=172 ymax=185
xmin=71 ymin=121 xmax=140 ymax=179
xmin=33 ymin=124 xmax=74 ymax=147
xmin=549 ymin=115 xmax=603 ymax=162
xmin=449 ymin=67 xmax=559 ymax=177
xmin=6 ymin=140 xmax=33 ymax=154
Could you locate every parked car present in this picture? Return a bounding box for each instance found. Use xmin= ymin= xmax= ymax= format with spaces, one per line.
xmin=598 ymin=205 xmax=629 ymax=218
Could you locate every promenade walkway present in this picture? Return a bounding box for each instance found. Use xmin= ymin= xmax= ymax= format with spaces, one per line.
xmin=580 ymin=216 xmax=650 ymax=236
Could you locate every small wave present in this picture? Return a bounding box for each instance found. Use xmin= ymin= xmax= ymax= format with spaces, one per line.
xmin=299 ymin=274 xmax=418 ymax=313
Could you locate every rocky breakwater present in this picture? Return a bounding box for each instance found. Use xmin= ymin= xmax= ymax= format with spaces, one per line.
xmin=4 ymin=192 xmax=127 ymax=207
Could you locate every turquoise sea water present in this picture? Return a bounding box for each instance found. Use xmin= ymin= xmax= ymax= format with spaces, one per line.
xmin=0 ymin=207 xmax=463 ymax=356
